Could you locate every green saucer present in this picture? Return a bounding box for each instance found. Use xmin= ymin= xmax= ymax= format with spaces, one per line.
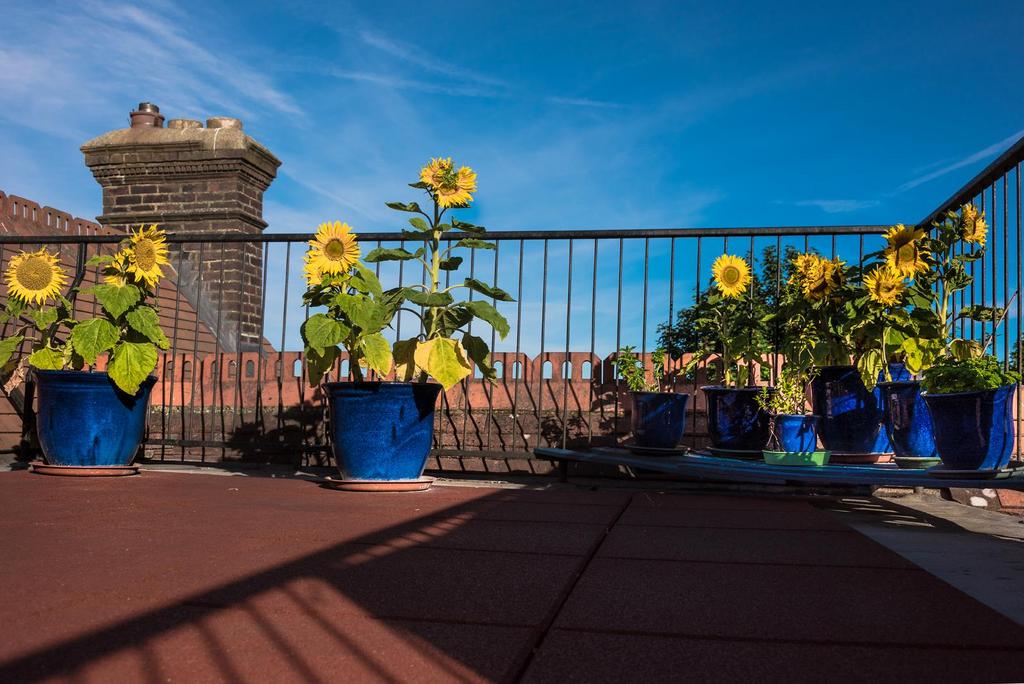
xmin=762 ymin=450 xmax=831 ymax=467
xmin=893 ymin=456 xmax=941 ymax=470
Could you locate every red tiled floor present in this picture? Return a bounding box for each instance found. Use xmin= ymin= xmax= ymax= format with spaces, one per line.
xmin=2 ymin=469 xmax=1022 ymax=683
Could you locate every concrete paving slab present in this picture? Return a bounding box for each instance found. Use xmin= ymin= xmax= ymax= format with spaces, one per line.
xmin=599 ymin=525 xmax=919 ymax=568
xmin=523 ymin=629 xmax=1024 ymax=684
xmin=552 ymin=557 xmax=1024 ymax=648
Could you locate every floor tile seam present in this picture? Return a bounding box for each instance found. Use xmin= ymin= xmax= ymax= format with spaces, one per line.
xmin=613 ymin=522 xmax=859 ymax=532
xmin=547 ymin=626 xmax=1024 ymax=652
xmin=510 ymin=495 xmax=635 ymax=683
xmin=337 ymin=538 xmax=591 ymax=559
xmin=593 ymin=554 xmax=921 ymax=571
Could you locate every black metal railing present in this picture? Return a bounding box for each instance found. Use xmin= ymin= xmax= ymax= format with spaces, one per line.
xmin=1 ymin=137 xmax=1022 ymax=469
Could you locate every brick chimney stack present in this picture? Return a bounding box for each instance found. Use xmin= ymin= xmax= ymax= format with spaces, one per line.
xmin=81 ymin=102 xmax=281 ymax=351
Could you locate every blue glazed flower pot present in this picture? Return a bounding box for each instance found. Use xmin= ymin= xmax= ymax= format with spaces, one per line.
xmin=701 ymin=386 xmax=773 ymax=451
xmin=630 ymin=392 xmax=689 ymax=448
xmin=878 ymin=380 xmax=936 ymax=459
xmin=922 ymin=385 xmax=1016 ymax=471
xmin=325 ymin=382 xmax=442 ymax=480
xmin=35 ymin=370 xmax=156 ymax=466
xmin=810 ymin=364 xmax=909 ymax=456
xmin=773 ymin=414 xmax=818 ymax=454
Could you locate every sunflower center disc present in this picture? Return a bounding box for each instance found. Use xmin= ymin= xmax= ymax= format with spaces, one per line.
xmin=135 ymin=241 xmax=157 ymax=270
xmin=324 ymin=239 xmax=346 ymax=259
xmin=16 ymin=257 xmax=53 ymax=290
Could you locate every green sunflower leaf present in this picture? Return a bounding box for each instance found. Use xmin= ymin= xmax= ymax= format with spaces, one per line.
xmin=89 ymin=284 xmax=141 ymax=319
xmin=125 ymin=307 xmax=170 ymax=349
xmin=70 ymin=318 xmax=120 ymax=364
xmin=107 ymin=341 xmax=158 ymax=395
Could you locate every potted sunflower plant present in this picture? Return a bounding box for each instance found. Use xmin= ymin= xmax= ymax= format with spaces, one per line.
xmin=683 ymin=253 xmax=773 ymax=457
xmin=302 ymin=158 xmax=512 ymax=490
xmin=851 ymin=224 xmax=943 ymax=467
xmin=614 ymin=346 xmax=688 ymax=453
xmin=0 ymin=226 xmax=171 ymax=475
xmin=756 ymin=366 xmax=824 ymax=465
xmin=915 ymin=204 xmax=1020 ymax=472
xmin=776 ymin=251 xmax=898 ymax=461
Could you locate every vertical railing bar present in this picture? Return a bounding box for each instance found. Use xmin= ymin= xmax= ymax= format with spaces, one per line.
xmin=1002 ymin=174 xmax=1009 ymax=370
xmin=690 ymin=237 xmax=702 ymax=448
xmin=230 ymin=243 xmax=246 ymax=442
xmin=277 ymin=242 xmax=291 ymax=442
xmin=484 ymin=241 xmax=499 ymax=451
xmin=614 ymin=238 xmax=623 ymax=445
xmin=164 ymin=245 xmax=185 ymax=461
xmin=535 ymin=239 xmax=549 ymax=451
xmin=186 ymin=242 xmax=205 ymax=461
xmin=396 ymin=239 xmax=405 ymax=343
xmin=588 ymin=238 xmax=598 ymax=446
xmin=255 ymin=242 xmax=270 ymax=441
xmin=212 ymin=241 xmax=226 ymax=459
xmin=975 ymin=192 xmax=983 ymax=342
xmin=774 ymin=234 xmax=783 ymax=385
xmin=990 ymin=183 xmax=997 ymax=358
xmin=748 ymin=234 xmax=755 ymax=385
xmin=1016 ymin=163 xmax=1022 ymax=461
xmin=512 ymin=240 xmax=525 ymax=451
xmin=561 ymin=239 xmax=574 ymax=449
xmin=459 ymin=246 xmax=476 ymax=451
xmin=641 ymin=237 xmax=649 ymax=358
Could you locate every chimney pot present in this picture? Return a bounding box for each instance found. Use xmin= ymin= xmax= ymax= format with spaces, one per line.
xmin=129 ymin=102 xmax=165 ymax=129
xmin=167 ymin=119 xmax=203 ymax=130
xmin=206 ymin=117 xmax=243 ymax=130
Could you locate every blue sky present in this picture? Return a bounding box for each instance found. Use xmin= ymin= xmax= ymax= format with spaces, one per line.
xmin=2 ymin=0 xmax=1023 ymax=357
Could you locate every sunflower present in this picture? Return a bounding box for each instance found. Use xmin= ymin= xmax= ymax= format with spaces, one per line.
xmin=5 ymin=248 xmax=68 ymax=305
xmin=420 ymin=157 xmax=453 ymax=188
xmin=790 ymin=252 xmax=820 ymax=284
xmin=306 ymin=221 xmax=360 ymax=281
xmin=864 ymin=267 xmax=905 ymax=306
xmin=104 ymin=251 xmax=130 ymax=287
xmin=882 ymin=224 xmax=928 ymax=278
xmin=125 ymin=224 xmax=170 ymax=288
xmin=420 ymin=157 xmax=477 ymax=208
xmin=802 ymin=257 xmax=845 ymax=302
xmin=712 ymin=254 xmax=751 ymax=298
xmin=960 ymin=204 xmax=987 ymax=245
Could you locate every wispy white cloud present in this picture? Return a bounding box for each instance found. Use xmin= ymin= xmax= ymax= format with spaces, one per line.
xmin=358 ymin=30 xmax=508 ymax=89
xmin=0 ymin=0 xmax=300 ymax=141
xmin=546 ymin=96 xmax=627 ymax=110
xmin=788 ymin=199 xmax=881 ymax=213
xmin=314 ymin=68 xmax=508 ymax=99
xmin=895 ymin=129 xmax=1024 ymax=193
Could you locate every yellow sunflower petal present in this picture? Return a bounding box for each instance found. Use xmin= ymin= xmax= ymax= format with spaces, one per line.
xmin=960 ymin=204 xmax=987 ymax=245
xmin=5 ymin=248 xmax=68 ymax=305
xmin=711 ymin=254 xmax=751 ymax=298
xmin=306 ymin=221 xmax=361 ymax=277
xmin=125 ymin=224 xmax=170 ymax=288
xmin=882 ymin=224 xmax=928 ymax=278
xmin=864 ymin=267 xmax=906 ymax=306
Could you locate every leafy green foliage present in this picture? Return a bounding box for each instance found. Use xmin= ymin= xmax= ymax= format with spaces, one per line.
xmin=385 ymin=172 xmax=513 ymax=390
xmin=301 ymin=265 xmax=397 ymax=385
xmin=614 ymin=346 xmax=668 ymax=393
xmin=0 ymin=237 xmax=169 ymax=395
xmin=920 ymin=356 xmax=1020 ymax=394
xmin=755 ymin=367 xmax=814 ymax=416
xmin=661 ymin=247 xmax=783 ymax=387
